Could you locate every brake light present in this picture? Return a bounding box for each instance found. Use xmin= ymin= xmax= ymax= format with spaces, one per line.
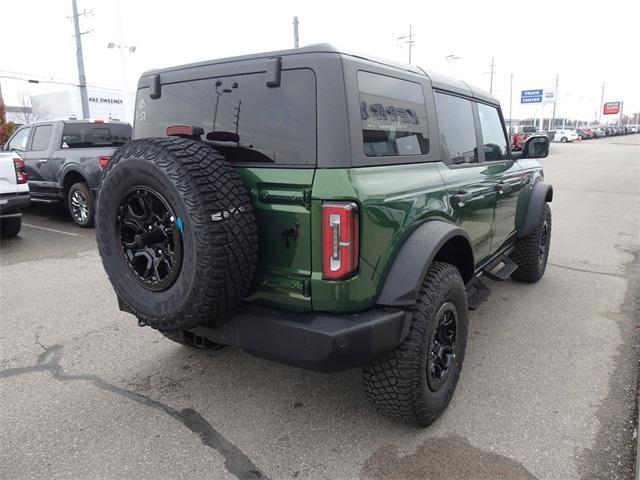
xmin=166 ymin=125 xmax=195 ymax=137
xmin=93 ymin=120 xmax=105 ymax=124
xmin=99 ymin=156 xmax=111 ymax=169
xmin=13 ymin=158 xmax=27 ymax=184
xmin=322 ymin=202 xmax=359 ymax=280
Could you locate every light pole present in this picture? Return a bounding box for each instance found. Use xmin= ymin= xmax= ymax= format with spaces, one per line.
xmin=106 ymin=42 xmax=136 ymax=122
xmin=445 ymin=55 xmax=460 ymax=73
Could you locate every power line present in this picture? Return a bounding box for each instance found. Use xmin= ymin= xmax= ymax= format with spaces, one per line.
xmin=397 ymin=26 xmax=415 ymax=64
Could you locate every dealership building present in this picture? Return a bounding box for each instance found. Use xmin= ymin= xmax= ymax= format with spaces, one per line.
xmin=29 ymin=87 xmax=134 ymax=123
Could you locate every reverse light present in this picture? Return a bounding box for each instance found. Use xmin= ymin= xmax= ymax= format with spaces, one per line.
xmin=13 ymin=157 xmax=27 ymax=184
xmin=99 ymin=156 xmax=111 ymax=169
xmin=322 ymin=202 xmax=359 ymax=280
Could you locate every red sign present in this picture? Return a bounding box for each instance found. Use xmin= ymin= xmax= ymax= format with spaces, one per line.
xmin=603 ymin=102 xmax=621 ymax=115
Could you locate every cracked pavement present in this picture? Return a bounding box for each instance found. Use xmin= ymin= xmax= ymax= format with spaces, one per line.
xmin=1 ymin=135 xmax=639 ymax=479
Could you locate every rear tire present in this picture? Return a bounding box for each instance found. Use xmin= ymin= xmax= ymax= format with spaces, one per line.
xmin=0 ymin=216 xmax=22 ymax=238
xmin=363 ymin=262 xmax=469 ymax=427
xmin=511 ymin=203 xmax=551 ymax=283
xmin=561 ymin=137 xmax=568 ymax=143
xmin=68 ymin=182 xmax=95 ymax=228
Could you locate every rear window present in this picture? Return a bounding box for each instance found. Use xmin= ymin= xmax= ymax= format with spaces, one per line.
xmin=134 ymin=69 xmax=317 ymax=166
xmin=358 ymin=71 xmax=429 ymax=157
xmin=31 ymin=125 xmax=53 ymax=151
xmin=61 ymin=123 xmax=132 ymax=149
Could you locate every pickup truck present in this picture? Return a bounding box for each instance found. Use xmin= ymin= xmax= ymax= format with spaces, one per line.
xmin=3 ymin=119 xmax=132 ymax=227
xmin=0 ymin=151 xmax=29 ymax=238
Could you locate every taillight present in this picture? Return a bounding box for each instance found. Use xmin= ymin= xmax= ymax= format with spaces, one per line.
xmin=99 ymin=156 xmax=111 ymax=169
xmin=322 ymin=202 xmax=359 ymax=280
xmin=13 ymin=158 xmax=27 ymax=184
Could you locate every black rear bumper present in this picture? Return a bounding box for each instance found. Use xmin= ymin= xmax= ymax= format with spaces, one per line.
xmin=0 ymin=192 xmax=30 ymax=216
xmin=187 ymin=305 xmax=411 ymax=373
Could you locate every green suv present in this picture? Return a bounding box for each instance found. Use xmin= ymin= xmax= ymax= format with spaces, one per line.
xmin=96 ymin=44 xmax=552 ymax=427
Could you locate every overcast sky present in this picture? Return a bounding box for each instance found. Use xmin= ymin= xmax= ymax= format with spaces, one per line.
xmin=2 ymin=0 xmax=639 ymax=123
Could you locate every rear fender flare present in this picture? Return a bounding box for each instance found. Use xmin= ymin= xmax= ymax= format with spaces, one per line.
xmin=377 ymin=221 xmax=474 ymax=307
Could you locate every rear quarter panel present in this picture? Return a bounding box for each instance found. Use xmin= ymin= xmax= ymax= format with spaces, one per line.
xmin=311 ymin=163 xmax=449 ymax=312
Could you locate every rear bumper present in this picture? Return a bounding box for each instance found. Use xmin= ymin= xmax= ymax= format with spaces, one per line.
xmin=0 ymin=192 xmax=30 ymax=216
xmin=187 ymin=305 xmax=411 ymax=373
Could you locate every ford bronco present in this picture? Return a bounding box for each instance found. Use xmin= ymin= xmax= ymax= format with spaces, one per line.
xmin=96 ymin=44 xmax=552 ymax=427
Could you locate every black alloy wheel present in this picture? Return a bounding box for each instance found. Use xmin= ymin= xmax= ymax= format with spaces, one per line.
xmin=426 ymin=301 xmax=458 ymax=392
xmin=117 ymin=187 xmax=183 ymax=292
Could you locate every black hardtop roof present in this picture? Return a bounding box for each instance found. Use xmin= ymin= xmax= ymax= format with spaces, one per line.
xmin=140 ymin=43 xmax=499 ymax=106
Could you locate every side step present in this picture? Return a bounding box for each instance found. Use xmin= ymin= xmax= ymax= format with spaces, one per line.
xmin=466 ymin=277 xmax=490 ymax=310
xmin=482 ymin=255 xmax=518 ymax=281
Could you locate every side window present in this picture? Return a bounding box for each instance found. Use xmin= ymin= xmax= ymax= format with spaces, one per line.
xmin=31 ymin=125 xmax=53 ymax=151
xmin=434 ymin=92 xmax=477 ymax=164
xmin=357 ymin=71 xmax=429 ymax=158
xmin=8 ymin=127 xmax=32 ymax=152
xmin=477 ymin=103 xmax=508 ymax=161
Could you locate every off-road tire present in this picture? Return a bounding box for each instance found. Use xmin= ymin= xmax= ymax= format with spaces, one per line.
xmin=511 ymin=203 xmax=551 ymax=283
xmin=68 ymin=181 xmax=95 ymax=227
xmin=96 ymin=137 xmax=258 ymax=331
xmin=363 ymin=262 xmax=469 ymax=427
xmin=0 ymin=216 xmax=22 ymax=238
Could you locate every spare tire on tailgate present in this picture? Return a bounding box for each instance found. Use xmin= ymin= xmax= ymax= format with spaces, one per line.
xmin=96 ymin=137 xmax=258 ymax=331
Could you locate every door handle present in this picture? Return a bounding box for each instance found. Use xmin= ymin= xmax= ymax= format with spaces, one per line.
xmin=495 ymin=181 xmax=512 ymax=194
xmin=450 ymin=190 xmax=473 ymax=206
xmin=37 ymin=159 xmax=48 ymax=163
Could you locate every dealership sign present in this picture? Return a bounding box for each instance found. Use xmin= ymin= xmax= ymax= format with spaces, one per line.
xmin=521 ymin=89 xmax=543 ymax=104
xmin=603 ymin=102 xmax=621 ymax=115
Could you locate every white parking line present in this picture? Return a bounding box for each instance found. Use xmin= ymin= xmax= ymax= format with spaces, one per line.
xmin=22 ymin=223 xmax=82 ymax=237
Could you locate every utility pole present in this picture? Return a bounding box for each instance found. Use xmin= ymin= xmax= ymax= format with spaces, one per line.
xmin=398 ymin=26 xmax=415 ymax=64
xmin=488 ymin=57 xmax=495 ymax=94
xmin=70 ymin=0 xmax=90 ymax=119
xmin=598 ymin=82 xmax=605 ymax=125
xmin=293 ymin=16 xmax=299 ymax=48
xmin=508 ymin=73 xmax=513 ymax=132
xmin=550 ymin=74 xmax=558 ymax=131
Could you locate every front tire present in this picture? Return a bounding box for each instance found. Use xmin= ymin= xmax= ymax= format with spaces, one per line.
xmin=363 ymin=262 xmax=469 ymax=427
xmin=511 ymin=203 xmax=551 ymax=283
xmin=68 ymin=182 xmax=95 ymax=227
xmin=561 ymin=137 xmax=568 ymax=143
xmin=0 ymin=216 xmax=22 ymax=238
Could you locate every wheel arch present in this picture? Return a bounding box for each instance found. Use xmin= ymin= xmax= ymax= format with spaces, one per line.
xmin=377 ymin=221 xmax=475 ymax=307
xmin=62 ymin=167 xmax=89 ymax=202
xmin=517 ymin=181 xmax=553 ymax=238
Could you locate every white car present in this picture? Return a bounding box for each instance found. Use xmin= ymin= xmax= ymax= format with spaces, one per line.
xmin=551 ymin=129 xmax=579 ymax=143
xmin=0 ymin=151 xmax=30 ymax=238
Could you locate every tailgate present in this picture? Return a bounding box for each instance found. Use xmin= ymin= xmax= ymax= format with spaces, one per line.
xmin=0 ymin=154 xmax=19 ymax=195
xmin=236 ymin=167 xmax=314 ymax=311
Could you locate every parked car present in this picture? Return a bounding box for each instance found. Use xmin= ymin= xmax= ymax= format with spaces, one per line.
xmin=551 ymin=129 xmax=579 ymax=142
xmin=0 ymin=151 xmax=30 ymax=238
xmin=95 ymin=44 xmax=552 ymax=427
xmin=581 ymin=127 xmax=594 ymax=139
xmin=593 ymin=127 xmax=606 ymax=138
xmin=3 ymin=120 xmax=132 ymax=227
xmin=510 ymin=125 xmax=538 ymax=151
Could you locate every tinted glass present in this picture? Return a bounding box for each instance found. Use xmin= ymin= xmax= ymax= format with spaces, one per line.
xmin=357 ymin=71 xmax=429 ymax=157
xmin=477 ymin=103 xmax=508 ymax=161
xmin=434 ymin=92 xmax=477 ymax=164
xmin=8 ymin=127 xmax=31 ymax=151
xmin=31 ymin=125 xmax=53 ymax=151
xmin=61 ymin=123 xmax=132 ymax=148
xmin=135 ymin=69 xmax=316 ymax=166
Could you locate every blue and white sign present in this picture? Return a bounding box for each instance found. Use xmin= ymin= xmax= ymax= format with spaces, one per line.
xmin=521 ymin=89 xmax=543 ymax=104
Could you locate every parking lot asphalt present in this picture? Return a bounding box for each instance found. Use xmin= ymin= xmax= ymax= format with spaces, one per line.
xmin=1 ymin=135 xmax=639 ymax=480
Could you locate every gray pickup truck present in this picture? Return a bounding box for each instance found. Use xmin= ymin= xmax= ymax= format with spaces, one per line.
xmin=3 ymin=119 xmax=132 ymax=227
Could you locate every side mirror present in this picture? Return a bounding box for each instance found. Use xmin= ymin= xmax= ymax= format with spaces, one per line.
xmin=523 ymin=135 xmax=549 ymax=159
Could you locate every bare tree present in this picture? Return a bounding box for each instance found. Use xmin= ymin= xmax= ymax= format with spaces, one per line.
xmin=14 ymin=92 xmax=49 ymax=124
